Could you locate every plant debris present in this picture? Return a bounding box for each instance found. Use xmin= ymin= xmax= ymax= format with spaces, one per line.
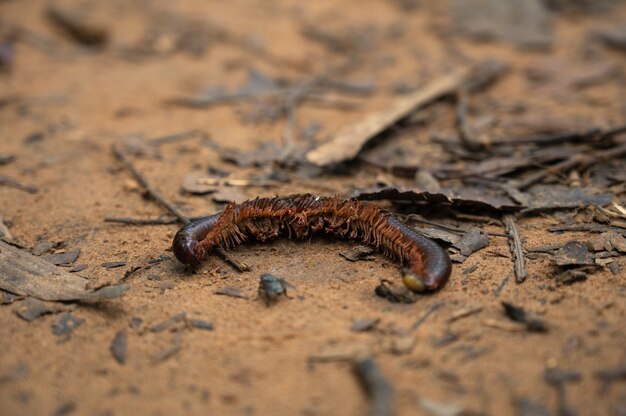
xmin=306 ymin=68 xmax=473 ymax=166
xmin=46 ymin=5 xmax=108 ymax=47
xmin=451 ymin=0 xmax=553 ymax=49
xmin=14 ymin=298 xmax=66 ymax=321
xmin=0 ymin=241 xmax=129 ymax=302
xmin=110 ymin=330 xmax=128 ymax=365
xmin=353 ymin=357 xmax=394 ymax=416
xmin=188 ymin=319 xmax=214 ymax=331
xmin=151 ymin=312 xmax=187 ymax=333
xmin=503 ymin=214 xmax=528 ymax=283
xmin=553 ymin=242 xmax=595 ymax=266
xmin=52 ymin=312 xmax=84 ymax=337
xmin=214 ymin=286 xmax=248 ymax=300
xmin=501 ymin=302 xmax=547 ymax=332
xmin=340 ymin=245 xmax=376 ymax=261
xmin=101 ymin=261 xmax=127 ymax=269
xmin=42 ymin=249 xmax=80 ymax=266
xmin=351 ymin=318 xmax=380 ymax=332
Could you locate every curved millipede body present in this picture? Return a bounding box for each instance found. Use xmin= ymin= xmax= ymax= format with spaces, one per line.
xmin=172 ymin=194 xmax=452 ymax=292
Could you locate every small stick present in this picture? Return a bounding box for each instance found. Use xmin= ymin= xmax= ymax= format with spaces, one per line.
xmin=353 ymin=357 xmax=394 ymax=416
xmin=112 ymin=144 xmax=189 ymax=224
xmin=111 ymin=144 xmax=248 ymax=271
xmin=491 ymin=122 xmax=626 ymax=146
xmin=105 ymin=217 xmax=180 ymax=225
xmin=548 ymin=224 xmax=626 ymax=233
xmin=151 ymin=129 xmax=205 ymax=146
xmin=104 ymin=216 xmax=211 ymax=225
xmin=411 ymin=302 xmax=444 ymax=331
xmin=517 ymin=141 xmax=626 ymax=190
xmin=493 ymin=271 xmax=513 ymax=297
xmin=0 ymin=175 xmax=38 ymax=194
xmin=402 ymin=214 xmax=509 ymax=238
xmin=503 ymin=215 xmax=527 ymax=283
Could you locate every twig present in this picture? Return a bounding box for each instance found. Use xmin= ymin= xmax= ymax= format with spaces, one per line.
xmin=353 ymin=357 xmax=394 ymax=416
xmin=105 ymin=215 xmax=211 ymax=225
xmin=105 ymin=217 xmax=180 ymax=225
xmin=111 ymin=144 xmax=249 ymax=272
xmin=447 ymin=305 xmax=483 ymax=323
xmin=0 ymin=175 xmax=38 ymax=194
xmin=411 ymin=302 xmax=444 ymax=331
xmin=493 ymin=271 xmax=513 ymax=297
xmin=548 ymin=224 xmax=626 ymax=233
xmin=112 ymin=144 xmax=189 ymax=223
xmin=492 ymin=122 xmax=626 ymax=146
xmin=516 ymin=141 xmax=626 ymax=190
xmin=402 ymin=214 xmax=509 ymax=238
xmin=151 ymin=129 xmax=205 ymax=146
xmin=503 ymin=215 xmax=528 ymax=284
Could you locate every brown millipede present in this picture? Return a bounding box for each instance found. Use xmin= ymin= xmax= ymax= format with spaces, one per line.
xmin=172 ymin=194 xmax=451 ymax=292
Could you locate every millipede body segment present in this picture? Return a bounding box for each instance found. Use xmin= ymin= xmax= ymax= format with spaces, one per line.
xmin=172 ymin=194 xmax=451 ymax=292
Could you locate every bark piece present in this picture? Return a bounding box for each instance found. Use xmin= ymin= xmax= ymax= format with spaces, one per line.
xmin=0 ymin=241 xmax=129 ymax=302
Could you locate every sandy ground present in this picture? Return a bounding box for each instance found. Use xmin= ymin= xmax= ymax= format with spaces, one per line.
xmin=1 ymin=1 xmax=625 ymax=415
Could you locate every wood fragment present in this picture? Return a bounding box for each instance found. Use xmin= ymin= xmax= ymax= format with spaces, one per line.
xmin=548 ymin=223 xmax=626 ymax=233
xmin=353 ymin=357 xmax=394 ymax=416
xmin=494 ymin=122 xmax=626 ymax=146
xmin=306 ymin=68 xmax=471 ymax=166
xmin=214 ymin=286 xmax=248 ymax=299
xmin=503 ymin=214 xmax=528 ymax=283
xmin=483 ymin=318 xmax=526 ymax=332
xmin=104 ymin=216 xmax=207 ymax=225
xmin=0 ymin=241 xmax=129 ymax=302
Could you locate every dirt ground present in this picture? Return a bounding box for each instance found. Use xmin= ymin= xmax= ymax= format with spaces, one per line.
xmin=1 ymin=1 xmax=625 ymax=415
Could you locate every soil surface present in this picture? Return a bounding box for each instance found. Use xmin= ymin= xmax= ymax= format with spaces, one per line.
xmin=1 ymin=1 xmax=625 ymax=415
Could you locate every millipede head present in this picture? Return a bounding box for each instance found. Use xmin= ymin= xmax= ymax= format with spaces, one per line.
xmin=402 ymin=270 xmax=427 ymax=293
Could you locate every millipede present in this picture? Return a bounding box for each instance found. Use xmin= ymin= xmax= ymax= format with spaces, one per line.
xmin=172 ymin=194 xmax=452 ymax=292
